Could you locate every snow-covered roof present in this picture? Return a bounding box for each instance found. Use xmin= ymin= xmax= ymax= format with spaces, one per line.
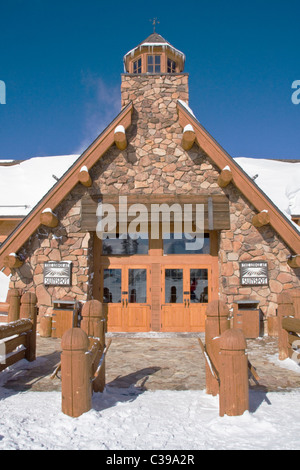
xmin=234 ymin=157 xmax=300 ymax=224
xmin=0 ymin=153 xmax=299 ymax=224
xmin=0 ymin=155 xmax=79 ymax=217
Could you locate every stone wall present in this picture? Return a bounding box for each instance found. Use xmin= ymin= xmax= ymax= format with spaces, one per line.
xmin=8 ymin=73 xmax=300 ymax=322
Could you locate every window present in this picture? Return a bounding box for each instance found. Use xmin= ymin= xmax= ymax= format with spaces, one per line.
xmin=147 ymin=55 xmax=161 ymax=73
xmin=167 ymin=58 xmax=176 ymax=73
xmin=102 ymin=233 xmax=149 ymax=255
xmin=133 ymin=58 xmax=142 ymax=74
xmin=163 ymin=233 xmax=210 ymax=255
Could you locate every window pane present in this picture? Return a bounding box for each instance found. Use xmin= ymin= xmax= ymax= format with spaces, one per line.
xmin=148 ymin=64 xmax=153 ymax=73
xmin=155 ymin=64 xmax=161 ymax=73
xmin=102 ymin=234 xmax=148 ymax=255
xmin=190 ymin=269 xmax=208 ymax=303
xmin=148 ymin=56 xmax=153 ymax=64
xmin=103 ymin=269 xmax=121 ymax=303
xmin=165 ymin=269 xmax=183 ymax=303
xmin=155 ymin=55 xmax=161 ymax=65
xmin=129 ymin=269 xmax=147 ymax=303
xmin=163 ymin=233 xmax=210 ymax=254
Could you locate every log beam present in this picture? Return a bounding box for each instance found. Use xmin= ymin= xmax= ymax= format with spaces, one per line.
xmin=78 ymin=166 xmax=92 ymax=187
xmin=181 ymin=124 xmax=196 ymax=150
xmin=252 ymin=210 xmax=270 ymax=227
xmin=3 ymin=253 xmax=23 ymax=269
xmin=114 ymin=125 xmax=127 ymax=150
xmin=40 ymin=209 xmax=58 ymax=228
xmin=217 ymin=167 xmax=233 ymax=188
xmin=288 ymin=255 xmax=300 ymax=269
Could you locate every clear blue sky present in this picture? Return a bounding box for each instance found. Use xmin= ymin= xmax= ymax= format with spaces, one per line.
xmin=0 ymin=0 xmax=300 ymax=160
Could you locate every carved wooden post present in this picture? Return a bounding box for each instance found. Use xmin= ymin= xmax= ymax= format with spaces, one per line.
xmin=7 ymin=289 xmax=21 ymax=323
xmin=20 ymin=292 xmax=38 ymax=362
xmin=205 ymin=300 xmax=230 ymax=396
xmin=277 ymin=292 xmax=294 ymax=360
xmin=219 ymin=329 xmax=249 ymax=417
xmin=61 ymin=328 xmax=92 ymax=418
xmin=81 ymin=300 xmax=106 ymax=393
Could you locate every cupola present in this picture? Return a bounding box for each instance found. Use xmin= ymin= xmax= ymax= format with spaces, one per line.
xmin=123 ymin=33 xmax=185 ymax=74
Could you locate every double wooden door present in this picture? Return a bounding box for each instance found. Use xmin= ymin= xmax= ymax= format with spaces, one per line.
xmin=161 ymin=265 xmax=210 ymax=332
xmin=101 ymin=265 xmax=151 ymax=332
xmin=101 ymin=264 xmax=211 ymax=332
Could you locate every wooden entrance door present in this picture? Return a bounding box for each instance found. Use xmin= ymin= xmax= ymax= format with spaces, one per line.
xmin=161 ymin=265 xmax=211 ymax=332
xmin=101 ymin=265 xmax=151 ymax=332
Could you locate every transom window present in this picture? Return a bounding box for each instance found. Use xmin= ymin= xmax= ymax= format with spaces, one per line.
xmin=167 ymin=58 xmax=176 ymax=73
xmin=133 ymin=58 xmax=142 ymax=74
xmin=147 ymin=55 xmax=161 ymax=73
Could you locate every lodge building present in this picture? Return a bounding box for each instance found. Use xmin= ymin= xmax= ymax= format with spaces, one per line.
xmin=0 ymin=33 xmax=299 ymax=333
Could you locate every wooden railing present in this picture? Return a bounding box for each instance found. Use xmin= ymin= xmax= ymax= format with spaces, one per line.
xmin=198 ymin=300 xmax=260 ymax=417
xmin=57 ymin=300 xmax=112 ymax=418
xmin=278 ymin=291 xmax=300 ymax=363
xmin=0 ymin=292 xmax=37 ymax=372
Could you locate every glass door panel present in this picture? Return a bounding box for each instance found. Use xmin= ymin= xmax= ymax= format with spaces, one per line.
xmin=128 ymin=269 xmax=147 ymax=303
xmin=103 ymin=269 xmax=122 ymax=303
xmin=165 ymin=269 xmax=183 ymax=303
xmin=190 ymin=269 xmax=208 ymax=304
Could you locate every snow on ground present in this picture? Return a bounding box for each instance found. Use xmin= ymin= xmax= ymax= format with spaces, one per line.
xmin=0 ymin=357 xmax=299 ymax=450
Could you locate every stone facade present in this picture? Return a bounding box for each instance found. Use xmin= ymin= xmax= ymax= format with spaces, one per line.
xmin=8 ymin=72 xmax=300 ymax=323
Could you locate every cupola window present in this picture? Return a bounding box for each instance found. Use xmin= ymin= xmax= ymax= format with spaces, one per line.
xmin=167 ymin=58 xmax=176 ymax=73
xmin=147 ymin=55 xmax=161 ymax=73
xmin=133 ymin=57 xmax=142 ymax=74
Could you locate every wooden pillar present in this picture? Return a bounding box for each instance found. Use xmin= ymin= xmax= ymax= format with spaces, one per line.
xmin=39 ymin=315 xmax=52 ymax=337
xmin=277 ymin=292 xmax=294 ymax=360
xmin=61 ymin=328 xmax=92 ymax=418
xmin=20 ymin=292 xmax=38 ymax=362
xmin=205 ymin=300 xmax=230 ymax=396
xmin=81 ymin=299 xmax=106 ymax=393
xmin=7 ymin=289 xmax=21 ymax=323
xmin=219 ymin=329 xmax=249 ymax=417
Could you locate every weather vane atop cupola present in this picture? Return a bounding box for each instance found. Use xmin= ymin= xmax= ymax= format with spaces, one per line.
xmin=150 ymin=17 xmax=160 ymax=33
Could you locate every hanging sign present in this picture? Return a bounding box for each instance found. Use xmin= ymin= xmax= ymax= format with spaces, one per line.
xmin=44 ymin=261 xmax=72 ymax=286
xmin=240 ymin=261 xmax=268 ymax=286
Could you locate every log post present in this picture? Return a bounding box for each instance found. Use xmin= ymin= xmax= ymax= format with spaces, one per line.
xmin=205 ymin=300 xmax=230 ymax=396
xmin=81 ymin=300 xmax=106 ymax=393
xmin=78 ymin=166 xmax=92 ymax=187
xmin=252 ymin=210 xmax=270 ymax=227
xmin=20 ymin=292 xmax=38 ymax=362
xmin=181 ymin=124 xmax=196 ymax=150
xmin=40 ymin=209 xmax=58 ymax=228
xmin=277 ymin=292 xmax=294 ymax=360
xmin=61 ymin=328 xmax=92 ymax=418
xmin=219 ymin=328 xmax=249 ymax=417
xmin=217 ymin=167 xmax=233 ymax=188
xmin=7 ymin=289 xmax=21 ymax=323
xmin=114 ymin=125 xmax=127 ymax=150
